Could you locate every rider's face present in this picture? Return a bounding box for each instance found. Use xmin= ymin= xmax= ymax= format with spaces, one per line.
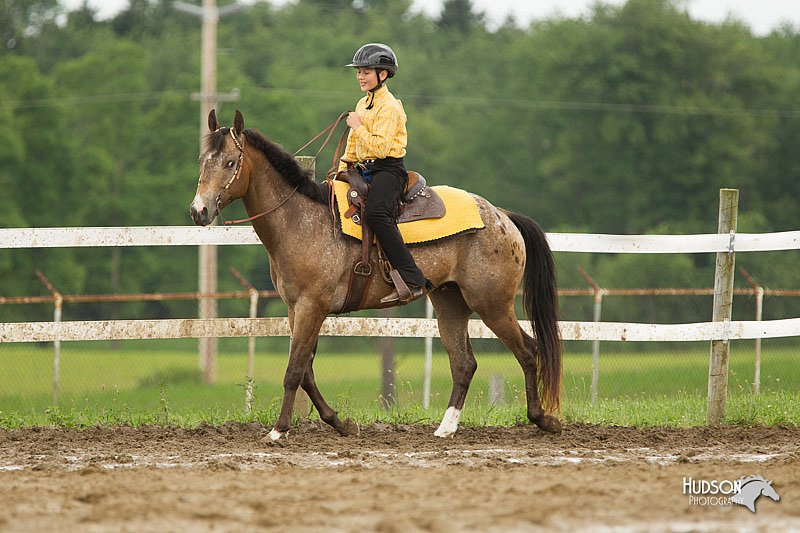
xmin=355 ymin=67 xmax=386 ymax=92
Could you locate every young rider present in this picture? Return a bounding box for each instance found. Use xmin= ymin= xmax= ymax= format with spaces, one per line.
xmin=338 ymin=43 xmax=428 ymax=305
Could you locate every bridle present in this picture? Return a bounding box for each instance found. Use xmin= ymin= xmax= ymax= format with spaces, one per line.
xmin=198 ymin=127 xmax=299 ymax=225
xmin=200 ymin=113 xmax=350 ymax=226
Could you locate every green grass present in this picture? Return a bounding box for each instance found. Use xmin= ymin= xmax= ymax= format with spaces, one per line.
xmin=0 ymin=340 xmax=798 ymax=428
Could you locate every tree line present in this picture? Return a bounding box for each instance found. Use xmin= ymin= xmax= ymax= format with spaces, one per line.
xmin=2 ymin=0 xmax=800 ymax=322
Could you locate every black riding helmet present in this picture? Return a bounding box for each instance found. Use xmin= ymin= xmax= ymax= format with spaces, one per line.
xmin=346 ymin=43 xmax=398 ymax=78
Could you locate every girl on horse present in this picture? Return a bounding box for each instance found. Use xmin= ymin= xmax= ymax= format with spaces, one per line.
xmin=339 ymin=43 xmax=429 ymax=305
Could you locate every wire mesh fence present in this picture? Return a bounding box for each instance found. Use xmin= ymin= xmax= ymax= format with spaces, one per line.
xmin=2 ymin=276 xmax=798 ymax=420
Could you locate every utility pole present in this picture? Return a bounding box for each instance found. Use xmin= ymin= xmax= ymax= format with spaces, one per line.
xmin=175 ymin=0 xmax=244 ymax=384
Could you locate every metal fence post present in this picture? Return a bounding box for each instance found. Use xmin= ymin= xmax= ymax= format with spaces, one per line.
xmin=578 ymin=267 xmax=604 ymax=403
xmin=35 ymin=271 xmax=62 ymax=406
xmin=423 ymin=296 xmax=434 ymax=409
xmin=707 ymin=188 xmax=738 ymax=426
xmin=738 ymin=266 xmax=763 ymax=395
xmin=231 ymin=268 xmax=259 ymax=413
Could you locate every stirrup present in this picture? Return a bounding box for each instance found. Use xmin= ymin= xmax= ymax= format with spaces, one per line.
xmin=380 ymin=284 xmax=427 ymax=305
xmin=380 ymin=270 xmax=429 ymax=305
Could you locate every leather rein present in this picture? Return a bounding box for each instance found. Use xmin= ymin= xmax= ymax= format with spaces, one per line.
xmin=220 ymin=112 xmax=350 ymax=226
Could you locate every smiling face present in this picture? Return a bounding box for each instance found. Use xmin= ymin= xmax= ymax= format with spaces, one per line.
xmin=355 ymin=67 xmax=387 ymax=92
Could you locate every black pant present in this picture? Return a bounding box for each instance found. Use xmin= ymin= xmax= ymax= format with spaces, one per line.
xmin=363 ymin=158 xmax=426 ymax=288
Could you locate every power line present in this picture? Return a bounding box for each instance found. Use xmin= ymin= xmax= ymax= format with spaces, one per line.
xmin=8 ymin=87 xmax=800 ymax=118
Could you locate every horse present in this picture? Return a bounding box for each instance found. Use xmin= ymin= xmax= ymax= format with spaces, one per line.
xmin=189 ymin=109 xmax=562 ymax=441
xmin=731 ymin=475 xmax=780 ymax=513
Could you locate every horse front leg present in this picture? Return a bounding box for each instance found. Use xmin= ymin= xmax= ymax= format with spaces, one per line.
xmin=268 ymin=304 xmax=326 ymax=442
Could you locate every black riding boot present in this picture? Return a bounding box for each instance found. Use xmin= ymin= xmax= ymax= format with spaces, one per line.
xmin=362 ymin=161 xmax=427 ymax=303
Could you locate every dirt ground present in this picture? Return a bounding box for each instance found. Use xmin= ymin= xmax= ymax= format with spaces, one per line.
xmin=1 ymin=422 xmax=798 ymax=532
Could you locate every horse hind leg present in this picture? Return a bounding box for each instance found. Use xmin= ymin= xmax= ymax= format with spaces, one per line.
xmin=521 ymin=332 xmax=561 ymax=433
xmin=429 ymin=288 xmax=477 ymax=438
xmin=476 ymin=308 xmax=562 ymax=434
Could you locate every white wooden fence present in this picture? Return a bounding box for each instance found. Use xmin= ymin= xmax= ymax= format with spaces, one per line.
xmin=2 ymin=190 xmax=800 ymax=423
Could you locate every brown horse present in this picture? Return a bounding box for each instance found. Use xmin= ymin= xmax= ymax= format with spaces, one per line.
xmin=190 ymin=110 xmax=562 ymax=441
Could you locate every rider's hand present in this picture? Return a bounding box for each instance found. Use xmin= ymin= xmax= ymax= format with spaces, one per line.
xmin=346 ymin=112 xmax=362 ymax=130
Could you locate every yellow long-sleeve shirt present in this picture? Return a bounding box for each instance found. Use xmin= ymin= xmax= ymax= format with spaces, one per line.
xmin=338 ymin=85 xmax=407 ymax=171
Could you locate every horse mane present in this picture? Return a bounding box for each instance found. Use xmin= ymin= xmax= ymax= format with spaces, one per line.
xmin=205 ymin=127 xmax=328 ymax=205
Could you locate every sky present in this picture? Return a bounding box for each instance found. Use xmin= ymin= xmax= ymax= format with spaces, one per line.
xmin=61 ymin=0 xmax=800 ymax=36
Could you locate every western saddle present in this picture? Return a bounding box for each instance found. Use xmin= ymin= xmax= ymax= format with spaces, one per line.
xmin=335 ymin=167 xmax=445 ymax=312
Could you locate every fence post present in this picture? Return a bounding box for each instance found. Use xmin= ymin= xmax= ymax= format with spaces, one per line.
xmin=423 ymin=296 xmax=434 ymax=409
xmin=379 ymin=307 xmax=397 ymax=408
xmin=738 ymin=266 xmax=763 ymax=395
xmin=578 ymin=266 xmax=604 ymax=404
xmin=231 ymin=268 xmax=259 ymax=413
xmin=35 ymin=271 xmax=62 ymax=405
xmin=707 ymin=188 xmax=738 ymax=426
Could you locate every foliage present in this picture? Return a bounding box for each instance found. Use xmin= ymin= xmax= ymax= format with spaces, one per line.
xmin=1 ymin=0 xmax=800 ymax=320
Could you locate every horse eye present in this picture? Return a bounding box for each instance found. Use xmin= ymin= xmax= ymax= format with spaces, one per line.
xmin=226 ymin=160 xmax=236 ymax=168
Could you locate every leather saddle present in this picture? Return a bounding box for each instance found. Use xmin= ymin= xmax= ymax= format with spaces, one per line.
xmin=337 ymin=168 xmax=446 ymax=227
xmin=333 ymin=167 xmax=444 ymax=314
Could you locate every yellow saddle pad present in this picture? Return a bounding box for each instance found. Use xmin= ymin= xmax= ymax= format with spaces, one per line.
xmin=332 ymin=180 xmax=485 ymax=244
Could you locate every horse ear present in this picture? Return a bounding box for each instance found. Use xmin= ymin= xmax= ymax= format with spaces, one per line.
xmin=233 ymin=109 xmax=244 ymax=136
xmin=208 ymin=109 xmax=220 ymax=132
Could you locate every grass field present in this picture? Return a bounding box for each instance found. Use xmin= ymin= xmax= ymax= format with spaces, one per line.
xmin=1 ymin=339 xmax=798 ymax=428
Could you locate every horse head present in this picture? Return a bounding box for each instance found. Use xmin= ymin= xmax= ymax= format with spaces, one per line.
xmin=190 ymin=109 xmax=250 ymax=226
xmin=761 ymin=479 xmax=780 ymax=502
xmin=732 ymin=475 xmax=781 ymax=513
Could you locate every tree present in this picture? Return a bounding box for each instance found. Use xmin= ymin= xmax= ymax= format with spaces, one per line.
xmin=0 ymin=0 xmax=59 ymax=51
xmin=438 ymin=0 xmax=485 ymax=33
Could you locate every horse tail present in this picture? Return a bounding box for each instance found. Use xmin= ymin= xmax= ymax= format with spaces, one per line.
xmin=506 ymin=211 xmax=562 ymax=413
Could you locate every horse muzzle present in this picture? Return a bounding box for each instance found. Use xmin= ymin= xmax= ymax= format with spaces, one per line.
xmin=189 ymin=196 xmax=217 ymax=226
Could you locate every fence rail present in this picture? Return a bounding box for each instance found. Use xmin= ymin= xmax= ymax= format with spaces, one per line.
xmin=2 ymin=226 xmax=800 ymax=253
xmin=2 ymin=191 xmax=800 ymax=422
xmin=2 ymin=316 xmax=799 ymax=344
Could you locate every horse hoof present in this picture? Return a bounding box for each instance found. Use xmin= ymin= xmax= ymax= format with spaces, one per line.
xmin=433 ymin=427 xmax=456 ymax=438
xmin=268 ymin=428 xmax=283 ymax=441
xmin=534 ymin=415 xmax=562 ymax=434
xmin=434 ymin=406 xmax=461 ymax=438
xmin=335 ymin=419 xmax=358 ymax=437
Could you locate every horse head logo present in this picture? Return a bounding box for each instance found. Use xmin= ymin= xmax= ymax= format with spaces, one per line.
xmin=730 ymin=475 xmax=781 ymax=513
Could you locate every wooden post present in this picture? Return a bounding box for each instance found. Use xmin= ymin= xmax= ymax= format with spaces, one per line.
xmin=175 ymin=0 xmax=246 ymax=385
xmin=707 ymin=189 xmax=738 ymax=426
xmin=488 ymin=373 xmax=505 ymax=406
xmin=198 ymin=0 xmax=220 ymax=386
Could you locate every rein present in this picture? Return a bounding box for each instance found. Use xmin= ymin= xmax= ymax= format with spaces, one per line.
xmin=217 ymin=112 xmax=351 ymax=226
xmin=293 ymin=111 xmax=350 ymax=160
xmin=216 ymin=127 xmax=300 ymax=226
xmin=294 ymin=111 xmax=352 ymax=234
xmin=223 ymin=184 xmax=300 ymax=225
